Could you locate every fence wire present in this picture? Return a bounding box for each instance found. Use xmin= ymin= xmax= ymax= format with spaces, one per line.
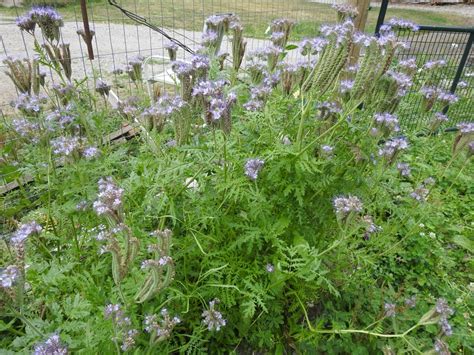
xmin=0 ymin=0 xmax=345 ymax=112
xmin=394 ymin=27 xmax=473 ymax=130
xmin=376 ymin=0 xmax=473 ymax=130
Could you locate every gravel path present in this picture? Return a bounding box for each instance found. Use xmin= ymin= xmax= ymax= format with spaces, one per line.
xmin=0 ymin=16 xmax=275 ymax=112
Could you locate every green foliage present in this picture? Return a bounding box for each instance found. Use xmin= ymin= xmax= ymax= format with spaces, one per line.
xmin=1 ymin=8 xmax=473 ymax=355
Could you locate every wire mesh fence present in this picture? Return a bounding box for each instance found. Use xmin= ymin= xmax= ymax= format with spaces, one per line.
xmin=394 ymin=27 xmax=473 ymax=130
xmin=375 ymin=0 xmax=474 ymax=130
xmin=0 ymin=0 xmax=348 ymax=113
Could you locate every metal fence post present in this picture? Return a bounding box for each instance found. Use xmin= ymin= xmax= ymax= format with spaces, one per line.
xmin=375 ymin=0 xmax=389 ymax=37
xmin=443 ymin=31 xmax=473 ymax=114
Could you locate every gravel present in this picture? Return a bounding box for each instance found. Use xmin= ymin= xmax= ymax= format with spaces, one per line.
xmin=0 ymin=16 xmax=275 ymax=113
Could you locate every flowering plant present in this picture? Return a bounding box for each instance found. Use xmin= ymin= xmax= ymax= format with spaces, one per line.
xmin=1 ymin=6 xmax=472 ymax=355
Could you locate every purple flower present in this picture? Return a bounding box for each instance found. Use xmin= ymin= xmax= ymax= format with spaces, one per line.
xmin=164 ymin=41 xmax=179 ymax=51
xmin=121 ymin=329 xmax=138 ymax=351
xmin=171 ymin=60 xmax=194 ymax=77
xmin=333 ymin=195 xmax=363 ymax=217
xmin=191 ymin=54 xmax=210 ymax=71
xmin=144 ymin=309 xmax=181 ymax=340
xmin=243 ymin=99 xmax=264 ymax=112
xmin=332 ymin=3 xmax=359 ymax=18
xmin=201 ymin=30 xmax=219 ymax=47
xmin=410 ymin=185 xmax=430 ymax=202
xmin=387 ymin=70 xmax=413 ymax=97
xmin=457 ymin=122 xmax=474 ymax=135
xmin=208 ymin=97 xmax=227 ymax=121
xmin=437 ymin=91 xmax=458 ymax=105
xmin=384 ymin=303 xmax=396 ymax=317
xmin=93 ymin=177 xmax=124 ymax=216
xmin=11 ymin=221 xmax=42 ymax=246
xmin=33 ymin=334 xmax=68 ymax=355
xmin=46 ymin=106 xmax=76 ymax=128
xmin=362 ymin=215 xmax=381 ymax=239
xmin=423 ymin=60 xmax=446 ymax=70
xmin=433 ymin=112 xmax=449 ymax=123
xmin=435 ymin=298 xmax=454 ymax=318
xmin=16 ymin=14 xmax=36 ymax=33
xmin=434 ymin=338 xmax=450 ymax=355
xmin=76 ymin=200 xmax=88 ymax=211
xmin=439 ymin=317 xmax=452 ymax=336
xmin=95 ymin=79 xmax=111 ymax=96
xmin=244 ymin=158 xmax=265 ymax=180
xmin=421 ymin=86 xmax=458 ymax=105
xmin=165 ymin=139 xmax=177 ymax=148
xmin=26 ymin=6 xmax=63 ymax=42
xmin=404 ymin=295 xmax=417 ymax=308
xmin=52 ymin=83 xmax=75 ymax=97
xmin=374 ymin=112 xmax=400 ymax=134
xmin=263 ymin=71 xmax=281 ymax=88
xmin=50 ymin=136 xmax=81 ymax=156
xmin=270 ymin=30 xmax=288 ymax=47
xmin=0 ymin=265 xmax=20 ymax=288
xmin=251 ymin=85 xmax=272 ymax=100
xmin=13 ymin=93 xmax=47 ymax=115
xmin=387 ymin=18 xmax=419 ymax=32
xmin=340 ymin=80 xmax=354 ymax=94
xmin=320 ymin=20 xmax=354 ymax=45
xmin=193 ymin=79 xmax=223 ymax=97
xmin=378 ymin=137 xmax=409 ymax=161
xmin=353 ymin=32 xmax=377 ymax=47
xmin=83 ymin=146 xmax=100 ymax=160
xmin=104 ymin=304 xmax=131 ymax=327
xmin=398 ymin=58 xmax=418 ymax=72
xmin=266 ymin=264 xmax=274 ymax=273
xmin=316 ymin=101 xmax=342 ymax=120
xmin=321 ymin=145 xmax=334 ymax=158
xmin=397 ymin=163 xmax=411 ymax=177
xmin=12 ymin=118 xmax=40 ymax=140
xmin=202 ymin=299 xmax=226 ymax=331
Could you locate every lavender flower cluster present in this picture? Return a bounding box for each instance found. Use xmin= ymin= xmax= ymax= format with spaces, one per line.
xmin=372 ymin=112 xmax=400 ymax=136
xmin=0 ymin=265 xmax=20 ymax=288
xmin=378 ymin=137 xmax=409 ymax=163
xmin=317 ymin=101 xmax=342 ymax=121
xmin=397 ymin=162 xmax=411 ymax=177
xmin=244 ymin=158 xmax=265 ymax=181
xmin=384 ymin=18 xmax=420 ymax=32
xmin=16 ymin=6 xmax=64 ymax=41
xmin=93 ymin=177 xmax=124 ymax=217
xmin=50 ymin=136 xmax=81 ymax=157
xmin=387 ymin=70 xmax=413 ymax=97
xmin=410 ymin=177 xmax=435 ymax=202
xmin=95 ymin=79 xmax=111 ymax=96
xmin=421 ymin=86 xmax=458 ymax=110
xmin=12 ymin=118 xmax=40 ymax=142
xmin=435 ymin=298 xmax=454 ymax=336
xmin=12 ymin=93 xmax=47 ymax=115
xmin=104 ymin=304 xmax=138 ymax=351
xmin=11 ymin=221 xmax=42 ymax=246
xmin=33 ymin=334 xmax=68 ymax=355
xmin=202 ymin=299 xmax=226 ymax=331
xmin=332 ymin=3 xmax=359 ymax=20
xmin=144 ymin=308 xmax=181 ymax=342
xmin=320 ymin=20 xmax=354 ymax=46
xmin=333 ymin=195 xmax=363 ymax=218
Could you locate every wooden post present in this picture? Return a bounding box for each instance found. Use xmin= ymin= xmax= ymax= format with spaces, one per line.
xmin=349 ymin=0 xmax=371 ymax=64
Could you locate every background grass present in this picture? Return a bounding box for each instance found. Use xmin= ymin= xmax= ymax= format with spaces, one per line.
xmin=1 ymin=0 xmax=473 ymax=39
